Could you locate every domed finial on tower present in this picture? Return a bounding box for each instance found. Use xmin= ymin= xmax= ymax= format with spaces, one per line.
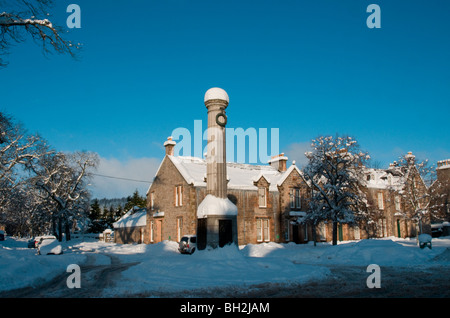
xmin=204 ymin=87 xmax=229 ymax=105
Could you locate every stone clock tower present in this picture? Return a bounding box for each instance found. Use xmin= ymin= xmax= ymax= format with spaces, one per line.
xmin=196 ymin=87 xmax=238 ymax=249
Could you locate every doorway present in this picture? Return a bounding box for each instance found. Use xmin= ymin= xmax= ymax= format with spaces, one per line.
xmin=219 ymin=219 xmax=232 ymax=247
xmin=197 ymin=218 xmax=207 ymax=250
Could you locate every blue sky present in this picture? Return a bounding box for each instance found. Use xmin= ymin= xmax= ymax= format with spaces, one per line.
xmin=1 ymin=0 xmax=449 ymax=198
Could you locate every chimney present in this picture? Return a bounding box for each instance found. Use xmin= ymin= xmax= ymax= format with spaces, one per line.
xmin=268 ymin=153 xmax=288 ymax=172
xmin=164 ymin=136 xmax=176 ymax=156
xmin=437 ymin=159 xmax=450 ymax=181
xmin=405 ymin=151 xmax=416 ymax=166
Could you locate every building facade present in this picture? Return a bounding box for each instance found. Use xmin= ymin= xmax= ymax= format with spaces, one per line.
xmin=140 ymin=142 xmax=432 ymax=246
xmin=145 ymin=138 xmax=313 ymax=245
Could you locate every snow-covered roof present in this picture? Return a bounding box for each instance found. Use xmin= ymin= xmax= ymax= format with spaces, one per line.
xmin=162 ymin=155 xmax=304 ymax=192
xmin=113 ymin=207 xmax=147 ymax=229
xmin=364 ymin=167 xmax=405 ymax=190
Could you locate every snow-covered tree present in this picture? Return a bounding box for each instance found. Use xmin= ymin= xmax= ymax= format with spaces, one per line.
xmin=0 ymin=112 xmax=48 ymax=188
xmin=387 ymin=153 xmax=434 ymax=235
xmin=0 ymin=112 xmax=50 ymax=233
xmin=303 ymin=135 xmax=370 ymax=245
xmin=0 ymin=0 xmax=79 ymax=67
xmin=27 ymin=150 xmax=99 ymax=241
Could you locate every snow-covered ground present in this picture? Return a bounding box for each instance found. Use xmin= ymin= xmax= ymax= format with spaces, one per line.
xmin=1 ymin=235 xmax=450 ymax=297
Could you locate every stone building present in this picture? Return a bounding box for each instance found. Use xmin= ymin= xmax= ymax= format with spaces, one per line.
xmin=430 ymin=159 xmax=450 ymax=222
xmin=117 ymin=88 xmax=433 ymax=246
xmin=146 ymin=141 xmax=312 ymax=245
xmin=142 ymin=149 xmax=432 ymax=245
xmin=113 ymin=206 xmax=148 ymax=244
xmin=360 ymin=152 xmax=431 ymax=239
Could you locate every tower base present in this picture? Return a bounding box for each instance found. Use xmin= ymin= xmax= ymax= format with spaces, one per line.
xmin=197 ymin=215 xmax=238 ymax=250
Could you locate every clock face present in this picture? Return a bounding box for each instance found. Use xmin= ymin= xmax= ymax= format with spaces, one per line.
xmin=216 ymin=112 xmax=227 ymax=127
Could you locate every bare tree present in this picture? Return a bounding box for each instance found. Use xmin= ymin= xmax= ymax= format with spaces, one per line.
xmin=0 ymin=0 xmax=79 ymax=67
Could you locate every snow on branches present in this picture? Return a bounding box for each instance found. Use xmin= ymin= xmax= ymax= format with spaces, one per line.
xmin=303 ymin=135 xmax=370 ymax=245
xmin=0 ymin=0 xmax=79 ymax=67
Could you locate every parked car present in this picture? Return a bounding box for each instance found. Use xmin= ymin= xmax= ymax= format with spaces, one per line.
xmin=27 ymin=238 xmax=37 ymax=248
xmin=178 ymin=235 xmax=197 ymax=254
xmin=37 ymin=237 xmax=63 ymax=255
xmin=28 ymin=235 xmax=57 ymax=249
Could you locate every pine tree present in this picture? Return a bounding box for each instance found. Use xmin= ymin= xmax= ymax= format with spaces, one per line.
xmin=89 ymin=199 xmax=101 ymax=221
xmin=123 ymin=189 xmax=146 ymax=212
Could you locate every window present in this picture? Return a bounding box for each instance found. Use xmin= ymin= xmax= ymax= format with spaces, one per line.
xmin=174 ymin=186 xmax=183 ymax=206
xmin=258 ymin=187 xmax=267 ymax=208
xmin=285 ymin=219 xmax=290 ymax=241
xmin=394 ymin=195 xmax=401 ymax=211
xmin=317 ymin=222 xmax=327 ymax=241
xmin=378 ymin=219 xmax=387 ymax=237
xmin=354 ymin=226 xmax=361 ymax=240
xmin=150 ymin=192 xmax=155 ymax=210
xmin=377 ymin=192 xmax=384 ymax=210
xmin=257 ymin=218 xmax=270 ymax=242
xmin=295 ymin=189 xmax=301 ymax=209
xmin=177 ymin=217 xmax=183 ymax=242
xmin=150 ymin=221 xmax=154 ymax=243
xmin=290 ymin=188 xmax=301 ymax=209
xmin=289 ymin=189 xmax=295 ymax=208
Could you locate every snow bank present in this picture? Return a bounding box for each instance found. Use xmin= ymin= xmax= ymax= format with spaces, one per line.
xmin=2 ymin=236 xmax=450 ymax=296
xmin=0 ymin=238 xmax=87 ymax=292
xmin=106 ymin=241 xmax=330 ymax=296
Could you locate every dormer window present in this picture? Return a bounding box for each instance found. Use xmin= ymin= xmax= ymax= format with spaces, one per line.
xmin=290 ymin=188 xmax=301 ymax=209
xmin=258 ymin=187 xmax=267 ymax=208
xmin=150 ymin=192 xmax=155 ymax=210
xmin=378 ymin=192 xmax=384 ymax=210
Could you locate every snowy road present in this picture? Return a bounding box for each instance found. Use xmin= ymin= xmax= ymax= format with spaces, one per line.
xmin=2 ymin=237 xmax=450 ymax=298
xmin=6 ymin=257 xmax=447 ymax=298
xmin=126 ymin=264 xmax=450 ymax=298
xmin=0 ymin=254 xmax=140 ymax=298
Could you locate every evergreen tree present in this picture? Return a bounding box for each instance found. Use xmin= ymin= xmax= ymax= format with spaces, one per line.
xmin=88 ymin=199 xmax=107 ymax=233
xmin=89 ymin=199 xmax=101 ymax=221
xmin=115 ymin=205 xmax=124 ymax=219
xmin=123 ymin=189 xmax=146 ymax=212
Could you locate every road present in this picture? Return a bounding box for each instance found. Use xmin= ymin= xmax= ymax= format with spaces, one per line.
xmin=0 ymin=254 xmax=140 ymax=298
xmin=2 ymin=256 xmax=449 ymax=298
xmin=134 ymin=264 xmax=450 ymax=298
